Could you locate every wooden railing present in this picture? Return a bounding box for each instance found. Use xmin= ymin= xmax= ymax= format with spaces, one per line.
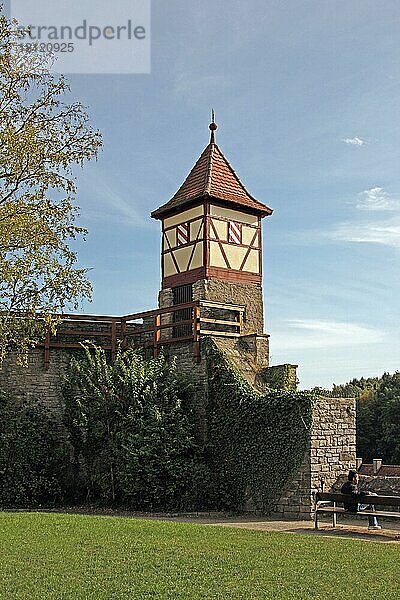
xmin=39 ymin=300 xmax=245 ymax=369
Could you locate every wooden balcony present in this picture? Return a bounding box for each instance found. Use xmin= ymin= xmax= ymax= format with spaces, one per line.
xmin=39 ymin=300 xmax=245 ymax=369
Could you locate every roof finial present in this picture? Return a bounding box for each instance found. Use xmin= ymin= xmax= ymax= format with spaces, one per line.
xmin=209 ymin=109 xmax=217 ymax=143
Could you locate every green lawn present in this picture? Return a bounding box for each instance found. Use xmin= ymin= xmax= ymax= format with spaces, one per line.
xmin=0 ymin=513 xmax=399 ymax=599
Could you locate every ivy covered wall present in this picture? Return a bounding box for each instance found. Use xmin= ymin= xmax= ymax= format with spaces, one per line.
xmin=262 ymin=363 xmax=298 ymax=393
xmin=0 ymin=336 xmax=355 ymax=516
xmin=202 ymin=340 xmax=313 ymax=512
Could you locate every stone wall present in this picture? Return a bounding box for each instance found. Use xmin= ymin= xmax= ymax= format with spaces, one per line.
xmin=0 ymin=329 xmax=355 ymax=520
xmin=210 ymin=336 xmax=269 ymax=391
xmin=272 ymin=396 xmax=357 ymax=519
xmin=164 ymin=342 xmax=356 ymax=520
xmin=0 ymin=319 xmax=139 ymax=414
xmin=158 ymin=288 xmax=173 ymax=309
xmin=262 ymin=363 xmax=298 ymax=392
xmin=160 ymin=279 xmax=265 ymax=337
xmin=193 ymin=279 xmax=264 ymax=335
xmin=0 ymin=347 xmax=72 ymax=414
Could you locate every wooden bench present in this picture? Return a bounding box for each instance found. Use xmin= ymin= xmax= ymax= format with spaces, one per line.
xmin=314 ymin=492 xmax=400 ymax=529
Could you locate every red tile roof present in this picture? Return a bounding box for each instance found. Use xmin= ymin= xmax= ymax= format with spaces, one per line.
xmin=359 ymin=465 xmax=374 ymax=475
xmin=151 ymin=141 xmax=273 ymax=219
xmin=380 ymin=465 xmax=400 ymax=477
xmin=359 ymin=464 xmax=400 ymax=477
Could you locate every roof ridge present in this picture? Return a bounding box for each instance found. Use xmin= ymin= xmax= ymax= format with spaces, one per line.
xmin=169 ymin=144 xmax=209 ymax=201
xmin=212 ymin=143 xmax=258 ymax=202
xmin=204 ymin=142 xmax=214 ymax=195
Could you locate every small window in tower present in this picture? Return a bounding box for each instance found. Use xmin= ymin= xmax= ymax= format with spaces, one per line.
xmin=176 ymin=222 xmax=189 ymax=246
xmin=228 ymin=221 xmax=242 ymax=244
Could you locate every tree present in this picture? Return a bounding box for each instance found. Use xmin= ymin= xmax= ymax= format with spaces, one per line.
xmin=356 ymin=388 xmax=383 ymax=462
xmin=376 ymin=372 xmax=400 ymax=463
xmin=0 ymin=9 xmax=102 ymax=362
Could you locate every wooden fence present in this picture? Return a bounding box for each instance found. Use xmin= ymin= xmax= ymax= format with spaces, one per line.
xmin=38 ymin=300 xmax=245 ymax=369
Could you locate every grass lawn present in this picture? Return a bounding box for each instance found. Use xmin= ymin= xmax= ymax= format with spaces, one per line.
xmin=0 ymin=512 xmax=399 ymax=599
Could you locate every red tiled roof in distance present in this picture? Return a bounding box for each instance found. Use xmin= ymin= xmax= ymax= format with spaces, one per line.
xmin=358 ymin=464 xmax=400 ymax=477
xmin=358 ymin=464 xmax=374 ymax=476
xmin=379 ymin=465 xmax=400 ymax=477
xmin=151 ymin=137 xmax=273 ymax=220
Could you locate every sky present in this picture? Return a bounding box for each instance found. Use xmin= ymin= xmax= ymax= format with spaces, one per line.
xmin=6 ymin=0 xmax=400 ymax=389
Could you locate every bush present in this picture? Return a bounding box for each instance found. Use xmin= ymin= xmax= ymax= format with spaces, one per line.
xmin=0 ymin=391 xmax=64 ymax=507
xmin=63 ymin=347 xmax=209 ymax=509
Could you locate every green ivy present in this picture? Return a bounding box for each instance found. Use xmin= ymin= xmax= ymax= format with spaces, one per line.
xmin=262 ymin=364 xmax=298 ymax=392
xmin=204 ymin=340 xmax=313 ymax=512
xmin=0 ymin=341 xmax=314 ymax=513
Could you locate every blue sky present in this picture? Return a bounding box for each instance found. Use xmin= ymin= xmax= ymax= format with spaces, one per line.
xmin=8 ymin=1 xmax=400 ymax=388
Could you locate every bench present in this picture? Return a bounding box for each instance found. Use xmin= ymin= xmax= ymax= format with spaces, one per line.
xmin=314 ymin=492 xmax=400 ymax=529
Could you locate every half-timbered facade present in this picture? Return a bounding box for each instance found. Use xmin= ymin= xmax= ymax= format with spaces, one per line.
xmin=152 ymin=118 xmax=273 ymax=336
xmin=152 ymin=120 xmax=272 ymax=287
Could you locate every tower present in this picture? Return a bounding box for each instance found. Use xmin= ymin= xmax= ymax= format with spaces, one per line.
xmin=151 ymin=116 xmax=272 ymax=338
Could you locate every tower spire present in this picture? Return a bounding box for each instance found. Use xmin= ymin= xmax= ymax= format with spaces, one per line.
xmin=209 ymin=109 xmax=217 ymax=143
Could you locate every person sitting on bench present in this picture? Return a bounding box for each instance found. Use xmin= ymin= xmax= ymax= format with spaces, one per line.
xmin=341 ymin=470 xmax=381 ymax=530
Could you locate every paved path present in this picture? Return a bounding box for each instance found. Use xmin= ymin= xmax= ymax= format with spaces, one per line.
xmin=171 ymin=514 xmax=400 ymax=543
xmin=31 ymin=508 xmax=400 ymax=543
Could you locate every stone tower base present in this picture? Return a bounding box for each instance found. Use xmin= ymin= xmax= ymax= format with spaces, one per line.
xmin=159 ymin=277 xmax=265 ymax=336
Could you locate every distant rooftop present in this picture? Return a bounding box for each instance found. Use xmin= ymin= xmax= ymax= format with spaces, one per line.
xmin=358 ymin=462 xmax=400 ymax=477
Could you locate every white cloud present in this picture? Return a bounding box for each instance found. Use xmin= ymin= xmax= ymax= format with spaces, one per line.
xmin=357 ymin=187 xmax=400 ymax=211
xmin=342 ymin=136 xmax=366 ymax=146
xmin=272 ymin=319 xmax=384 ymax=351
xmin=326 ymin=187 xmax=400 ymax=247
xmin=331 ymin=216 xmax=400 ymax=247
